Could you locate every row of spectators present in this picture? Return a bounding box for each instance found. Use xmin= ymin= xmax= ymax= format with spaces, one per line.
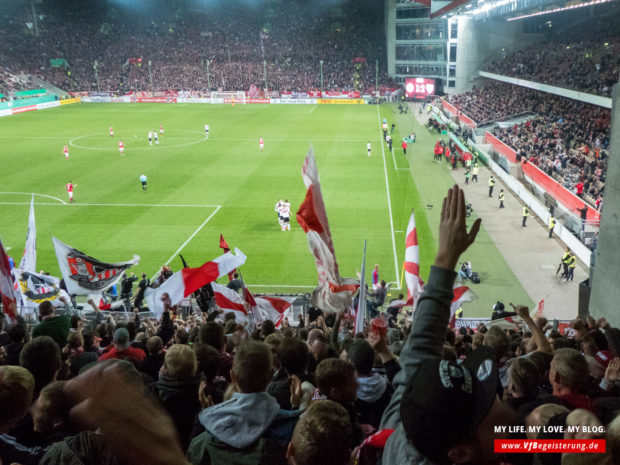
xmin=0 ymin=0 xmax=388 ymax=93
xmin=447 ymin=83 xmax=609 ymax=207
xmin=1 ymin=186 xmax=620 ymax=465
xmin=0 ymin=67 xmax=37 ymax=101
xmin=483 ymin=9 xmax=620 ymax=98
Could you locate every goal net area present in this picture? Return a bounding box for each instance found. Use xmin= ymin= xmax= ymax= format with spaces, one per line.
xmin=210 ymin=91 xmax=246 ymax=104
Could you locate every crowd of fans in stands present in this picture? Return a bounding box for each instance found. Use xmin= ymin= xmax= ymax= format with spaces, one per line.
xmin=1 ymin=186 xmax=620 ymax=465
xmin=0 ymin=0 xmax=388 ymax=94
xmin=485 ymin=39 xmax=620 ymax=98
xmin=0 ymin=67 xmax=37 ymax=101
xmin=448 ymin=83 xmax=609 ymax=207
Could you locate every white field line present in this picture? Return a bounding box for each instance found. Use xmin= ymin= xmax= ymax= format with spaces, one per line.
xmin=389 ymin=141 xmax=410 ymax=171
xmin=248 ymin=284 xmax=316 ymax=288
xmin=0 ymin=202 xmax=220 ymax=208
xmin=0 ymin=135 xmax=371 ymax=143
xmin=0 ymin=192 xmax=67 ymax=205
xmin=308 ymin=105 xmax=317 ymax=113
xmin=376 ymin=105 xmax=400 ymax=286
xmin=161 ymin=205 xmax=222 ymax=268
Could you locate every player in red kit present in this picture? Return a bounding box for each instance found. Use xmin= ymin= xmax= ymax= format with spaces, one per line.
xmin=160 ymin=124 xmax=164 ymax=135
xmin=119 ymin=140 xmax=125 ymax=156
xmin=63 ymin=145 xmax=69 ymax=160
xmin=259 ymin=137 xmax=264 ymax=152
xmin=65 ymin=181 xmax=77 ymax=203
xmin=109 ymin=126 xmax=114 ymax=137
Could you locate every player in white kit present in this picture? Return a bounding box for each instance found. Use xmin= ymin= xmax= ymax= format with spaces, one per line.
xmin=204 ymin=124 xmax=209 ymax=139
xmin=63 ymin=145 xmax=69 ymax=160
xmin=367 ymin=142 xmax=371 ymax=157
xmin=148 ymin=131 xmax=153 ymax=145
xmin=280 ymin=200 xmax=291 ymax=231
xmin=274 ymin=199 xmax=283 ymax=228
xmin=154 ymin=131 xmax=159 ymax=145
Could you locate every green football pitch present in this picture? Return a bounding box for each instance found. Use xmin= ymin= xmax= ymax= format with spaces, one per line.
xmin=0 ymin=102 xmax=532 ymax=316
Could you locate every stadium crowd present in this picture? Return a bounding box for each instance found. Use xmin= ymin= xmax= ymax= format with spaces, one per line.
xmin=447 ymin=83 xmax=610 ymax=207
xmin=1 ymin=186 xmax=620 ymax=465
xmin=0 ymin=0 xmax=388 ymax=94
xmin=484 ymin=39 xmax=620 ymax=98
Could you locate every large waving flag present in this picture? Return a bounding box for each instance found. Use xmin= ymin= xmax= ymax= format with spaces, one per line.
xmin=212 ymin=282 xmax=248 ymax=321
xmin=0 ymin=238 xmax=18 ymax=320
xmin=296 ymin=150 xmax=358 ymax=313
xmin=19 ymin=196 xmax=36 ymax=273
xmin=449 ymin=284 xmax=477 ymax=328
xmin=256 ymin=295 xmax=297 ymax=327
xmin=145 ymin=248 xmax=246 ymax=314
xmin=243 ymin=287 xmax=264 ymax=324
xmin=12 ymin=269 xmax=71 ymax=310
xmin=355 ymin=241 xmax=367 ymax=335
xmin=53 ymin=237 xmax=140 ymax=295
xmin=404 ymin=210 xmax=424 ymax=307
xmin=219 ymin=234 xmax=236 ymax=281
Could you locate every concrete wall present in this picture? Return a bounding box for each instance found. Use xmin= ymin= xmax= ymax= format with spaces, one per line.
xmin=447 ymin=17 xmax=544 ymax=94
xmin=385 ymin=0 xmax=396 ymax=78
xmin=589 ymin=84 xmax=620 ymax=324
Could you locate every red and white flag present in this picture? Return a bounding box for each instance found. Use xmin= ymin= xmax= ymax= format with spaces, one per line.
xmin=535 ymin=299 xmax=545 ymax=319
xmin=145 ymin=248 xmax=247 ymax=314
xmin=243 ymin=287 xmax=264 ymax=324
xmin=219 ymin=234 xmax=236 ymax=281
xmin=404 ymin=210 xmax=424 ymax=306
xmin=0 ymin=238 xmax=18 ymax=320
xmin=256 ymin=295 xmax=297 ymax=327
xmin=212 ymin=282 xmax=249 ymax=322
xmin=449 ymin=284 xmax=477 ymax=328
xmin=19 ymin=195 xmax=36 ymax=273
xmin=296 ymin=150 xmax=358 ymax=313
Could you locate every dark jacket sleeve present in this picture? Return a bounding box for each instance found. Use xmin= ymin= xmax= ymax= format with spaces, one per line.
xmin=380 ymin=266 xmax=455 ymax=429
xmin=603 ymin=328 xmax=620 ymax=357
xmin=383 ymin=359 xmax=401 ymax=385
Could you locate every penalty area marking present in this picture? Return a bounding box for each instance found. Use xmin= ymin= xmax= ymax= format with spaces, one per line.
xmin=0 ymin=192 xmax=67 ymax=205
xmin=69 ymin=131 xmax=208 ymax=151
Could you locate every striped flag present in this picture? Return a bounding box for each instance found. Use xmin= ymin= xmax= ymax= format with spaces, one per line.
xmin=404 ymin=210 xmax=424 ymax=307
xmin=144 ymin=249 xmax=246 ymax=313
xmin=212 ymin=282 xmax=249 ymax=321
xmin=449 ymin=284 xmax=477 ymax=328
xmin=0 ymin=238 xmax=18 ymax=320
xmin=19 ymin=195 xmax=36 ymax=273
xmin=297 ymin=149 xmax=358 ymax=313
xmin=256 ymin=295 xmax=297 ymax=327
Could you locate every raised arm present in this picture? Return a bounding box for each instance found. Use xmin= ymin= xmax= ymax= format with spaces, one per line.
xmin=381 ymin=185 xmax=481 ymax=429
xmin=514 ymin=304 xmax=552 ymax=354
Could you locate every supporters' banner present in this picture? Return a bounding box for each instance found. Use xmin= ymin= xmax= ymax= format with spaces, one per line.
xmin=318 ymin=99 xmax=364 ymax=105
xmin=0 ymin=238 xmax=18 ymax=320
xmin=404 ymin=210 xmax=424 ymax=307
xmin=355 ymin=241 xmax=367 ymax=335
xmin=52 ymin=237 xmax=140 ymax=295
xmin=297 ymin=150 xmax=358 ymax=313
xmin=145 ymin=249 xmax=246 ymax=314
xmin=449 ymin=285 xmax=477 ymax=328
xmin=12 ymin=269 xmax=70 ymax=310
xmin=19 ymin=196 xmax=36 ymax=273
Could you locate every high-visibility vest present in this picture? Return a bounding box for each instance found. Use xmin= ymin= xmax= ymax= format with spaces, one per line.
xmin=473 ymin=166 xmax=479 ymax=175
xmin=455 ymin=307 xmax=463 ymax=318
xmin=568 ymin=256 xmax=576 ymax=268
xmin=549 ymin=217 xmax=556 ymax=229
xmin=562 ymin=252 xmax=571 ymax=264
xmin=489 ymin=178 xmax=495 ymax=187
xmin=499 ymin=192 xmax=505 ymax=201
xmin=523 ymin=207 xmax=529 ymax=217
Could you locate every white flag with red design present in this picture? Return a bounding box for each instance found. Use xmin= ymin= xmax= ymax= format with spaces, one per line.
xmin=296 ymin=150 xmax=358 ymax=313
xmin=449 ymin=284 xmax=477 ymax=328
xmin=256 ymin=295 xmax=297 ymax=327
xmin=19 ymin=195 xmax=37 ymax=273
xmin=0 ymin=238 xmax=18 ymax=320
xmin=145 ymin=249 xmax=247 ymax=314
xmin=212 ymin=282 xmax=249 ymax=322
xmin=243 ymin=287 xmax=264 ymax=324
xmin=404 ymin=210 xmax=424 ymax=306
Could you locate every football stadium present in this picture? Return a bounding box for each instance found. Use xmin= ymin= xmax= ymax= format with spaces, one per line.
xmin=0 ymin=0 xmax=619 ymax=463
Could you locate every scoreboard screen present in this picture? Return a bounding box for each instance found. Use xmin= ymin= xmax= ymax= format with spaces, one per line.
xmin=405 ymin=78 xmax=435 ymax=99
